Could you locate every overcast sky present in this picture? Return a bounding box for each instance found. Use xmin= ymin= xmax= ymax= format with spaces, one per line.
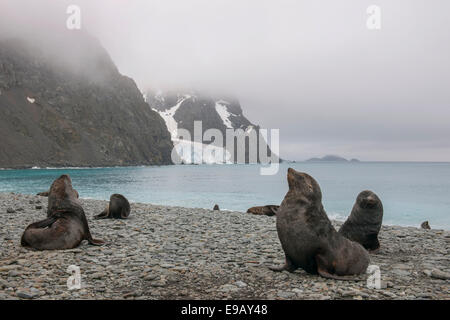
xmin=1 ymin=0 xmax=449 ymax=161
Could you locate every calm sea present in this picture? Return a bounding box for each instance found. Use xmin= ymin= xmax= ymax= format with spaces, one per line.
xmin=0 ymin=162 xmax=449 ymax=230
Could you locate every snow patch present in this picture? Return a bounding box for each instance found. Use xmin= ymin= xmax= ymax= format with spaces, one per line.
xmin=215 ymin=101 xmax=233 ymax=129
xmin=153 ymin=95 xmax=189 ymax=139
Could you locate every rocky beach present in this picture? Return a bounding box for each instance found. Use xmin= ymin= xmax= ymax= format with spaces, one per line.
xmin=0 ymin=192 xmax=449 ymax=300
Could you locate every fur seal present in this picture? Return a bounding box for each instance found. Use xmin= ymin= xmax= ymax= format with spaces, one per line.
xmin=421 ymin=221 xmax=431 ymax=230
xmin=21 ymin=175 xmax=104 ymax=250
xmin=339 ymin=191 xmax=383 ymax=252
xmin=271 ymin=168 xmax=370 ymax=280
xmin=94 ymin=194 xmax=130 ymax=219
xmin=247 ymin=205 xmax=279 ymax=216
xmin=213 ymin=204 xmax=220 ymax=210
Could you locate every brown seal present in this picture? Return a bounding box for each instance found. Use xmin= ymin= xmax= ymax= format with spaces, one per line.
xmin=421 ymin=221 xmax=431 ymax=230
xmin=21 ymin=175 xmax=104 ymax=250
xmin=247 ymin=205 xmax=279 ymax=216
xmin=270 ymin=168 xmax=370 ymax=280
xmin=95 ymin=194 xmax=130 ymax=219
xmin=339 ymin=190 xmax=383 ymax=252
xmin=213 ymin=204 xmax=220 ymax=210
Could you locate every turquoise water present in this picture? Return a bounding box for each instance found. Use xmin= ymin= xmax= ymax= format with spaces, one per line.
xmin=0 ymin=162 xmax=449 ymax=230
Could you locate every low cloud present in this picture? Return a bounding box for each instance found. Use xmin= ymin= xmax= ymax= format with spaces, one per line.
xmin=1 ymin=0 xmax=449 ymax=161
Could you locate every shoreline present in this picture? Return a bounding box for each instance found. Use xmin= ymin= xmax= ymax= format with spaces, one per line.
xmin=1 ymin=191 xmax=448 ymax=231
xmin=0 ymin=192 xmax=449 ymax=300
xmin=2 ymin=160 xmax=450 ymax=171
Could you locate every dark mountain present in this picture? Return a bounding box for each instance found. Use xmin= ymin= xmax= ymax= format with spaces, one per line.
xmin=0 ymin=33 xmax=173 ymax=168
xmin=144 ymin=90 xmax=279 ymax=164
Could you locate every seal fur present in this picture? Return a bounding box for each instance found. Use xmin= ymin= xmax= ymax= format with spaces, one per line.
xmin=21 ymin=175 xmax=104 ymax=250
xmin=339 ymin=190 xmax=383 ymax=252
xmin=94 ymin=194 xmax=130 ymax=219
xmin=271 ymin=168 xmax=370 ymax=280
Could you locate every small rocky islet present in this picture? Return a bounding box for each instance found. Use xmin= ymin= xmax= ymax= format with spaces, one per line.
xmin=0 ymin=192 xmax=449 ymax=300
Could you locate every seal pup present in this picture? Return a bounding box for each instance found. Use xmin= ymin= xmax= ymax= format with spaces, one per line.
xmin=421 ymin=221 xmax=431 ymax=230
xmin=247 ymin=205 xmax=279 ymax=216
xmin=271 ymin=168 xmax=370 ymax=280
xmin=95 ymin=194 xmax=130 ymax=219
xmin=21 ymin=175 xmax=104 ymax=250
xmin=339 ymin=191 xmax=383 ymax=252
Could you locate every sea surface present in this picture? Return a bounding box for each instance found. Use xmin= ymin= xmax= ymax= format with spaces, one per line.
xmin=1 ymin=162 xmax=449 ymax=230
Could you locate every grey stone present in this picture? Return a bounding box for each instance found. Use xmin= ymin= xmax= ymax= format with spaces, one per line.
xmin=16 ymin=290 xmax=36 ymax=299
xmin=430 ymin=269 xmax=450 ymax=280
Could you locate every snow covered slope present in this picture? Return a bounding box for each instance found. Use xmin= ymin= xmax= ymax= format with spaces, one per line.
xmin=144 ymin=90 xmax=277 ymax=164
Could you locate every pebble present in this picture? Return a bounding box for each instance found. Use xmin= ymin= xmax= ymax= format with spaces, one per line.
xmin=234 ymin=281 xmax=247 ymax=288
xmin=16 ymin=290 xmax=36 ymax=299
xmin=430 ymin=269 xmax=450 ymax=280
xmin=277 ymin=291 xmax=296 ymax=299
xmin=219 ymin=284 xmax=239 ymax=293
xmin=0 ymin=193 xmax=448 ymax=300
xmin=150 ymin=280 xmax=167 ymax=287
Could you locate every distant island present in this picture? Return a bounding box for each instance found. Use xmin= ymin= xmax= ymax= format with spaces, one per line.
xmin=306 ymin=155 xmax=360 ymax=162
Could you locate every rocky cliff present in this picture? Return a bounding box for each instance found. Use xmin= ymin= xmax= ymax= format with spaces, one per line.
xmin=0 ymin=34 xmax=173 ymax=168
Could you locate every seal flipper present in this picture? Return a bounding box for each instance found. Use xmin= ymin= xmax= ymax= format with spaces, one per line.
xmin=85 ymin=226 xmax=105 ymax=246
xmin=94 ymin=209 xmax=109 ymax=220
xmin=315 ymin=256 xmax=363 ymax=281
xmin=269 ymin=255 xmax=297 ymax=272
xmin=317 ymin=267 xmax=363 ymax=281
xmin=120 ymin=207 xmax=129 ymax=219
xmin=88 ymin=238 xmax=105 ymax=246
xmin=25 ymin=216 xmax=57 ymax=229
xmin=269 ymin=205 xmax=279 ymax=216
xmin=21 ymin=217 xmax=58 ymax=247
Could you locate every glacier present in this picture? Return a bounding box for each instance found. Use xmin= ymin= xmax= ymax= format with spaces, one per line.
xmin=150 ymin=94 xmax=233 ymax=164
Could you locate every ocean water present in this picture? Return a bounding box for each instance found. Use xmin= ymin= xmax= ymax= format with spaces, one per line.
xmin=0 ymin=162 xmax=449 ymax=230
